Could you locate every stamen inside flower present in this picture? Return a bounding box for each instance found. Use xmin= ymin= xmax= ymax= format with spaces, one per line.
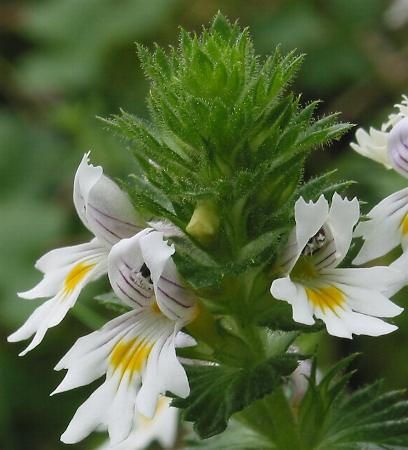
xmin=129 ymin=264 xmax=154 ymax=297
xmin=305 ymin=286 xmax=344 ymax=312
xmin=110 ymin=337 xmax=153 ymax=376
xmin=302 ymin=227 xmax=326 ymax=256
xmin=63 ymin=262 xmax=95 ymax=295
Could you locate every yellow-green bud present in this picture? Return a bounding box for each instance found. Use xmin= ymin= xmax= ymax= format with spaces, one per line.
xmin=186 ymin=200 xmax=220 ymax=245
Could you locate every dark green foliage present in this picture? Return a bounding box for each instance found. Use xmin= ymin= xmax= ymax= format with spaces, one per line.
xmin=258 ymin=301 xmax=324 ymax=333
xmin=172 ymin=353 xmax=300 ymax=439
xmin=297 ymin=355 xmax=408 ymax=450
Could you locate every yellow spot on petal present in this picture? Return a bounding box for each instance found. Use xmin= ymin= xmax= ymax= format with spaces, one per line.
xmin=151 ymin=302 xmax=161 ymax=314
xmin=139 ymin=397 xmax=169 ymax=426
xmin=110 ymin=337 xmax=153 ymax=376
xmin=401 ymin=214 xmax=408 ymax=236
xmin=63 ymin=262 xmax=95 ymax=295
xmin=305 ymin=285 xmax=344 ymax=312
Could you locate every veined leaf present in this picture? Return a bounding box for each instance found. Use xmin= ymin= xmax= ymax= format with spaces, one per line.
xmin=172 ymin=353 xmax=300 ymax=439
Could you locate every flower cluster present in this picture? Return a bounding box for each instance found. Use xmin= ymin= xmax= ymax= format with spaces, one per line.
xmin=9 ymin=152 xmax=406 ymax=446
xmin=7 ymin=16 xmax=408 ymax=450
xmin=9 ymin=154 xmax=196 ymax=446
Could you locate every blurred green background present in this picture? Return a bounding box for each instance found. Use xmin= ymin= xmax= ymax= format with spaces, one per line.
xmin=1 ymin=1 xmax=407 ymax=449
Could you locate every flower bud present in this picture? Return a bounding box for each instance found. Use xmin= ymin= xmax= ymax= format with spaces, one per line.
xmin=186 ymin=200 xmax=220 ymax=245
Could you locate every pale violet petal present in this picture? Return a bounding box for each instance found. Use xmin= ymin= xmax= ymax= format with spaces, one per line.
xmin=108 ymin=230 xmax=155 ymax=309
xmin=86 ymin=174 xmax=144 ymax=247
xmin=327 ymin=193 xmax=360 ymax=267
xmin=387 ymin=117 xmax=408 ymax=178
xmin=74 ymin=152 xmax=144 ymax=247
xmin=140 ymin=231 xmax=197 ymax=322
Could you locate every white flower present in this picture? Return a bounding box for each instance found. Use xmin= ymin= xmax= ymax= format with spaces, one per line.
xmin=271 ymin=194 xmax=403 ymax=339
xmin=350 ymin=95 xmax=408 ymax=173
xmin=97 ymin=397 xmax=179 ymax=450
xmin=353 ymin=187 xmax=408 ymax=265
xmin=8 ymin=153 xmax=143 ymax=355
xmin=385 ymin=0 xmax=408 ymax=28
xmin=53 ymin=230 xmax=197 ymax=445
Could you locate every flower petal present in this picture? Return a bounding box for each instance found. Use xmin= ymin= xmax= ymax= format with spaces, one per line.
xmin=53 ymin=311 xmax=144 ymax=394
xmin=57 ymin=307 xmax=191 ymax=444
xmin=86 ymin=173 xmax=143 ymax=246
xmin=314 ymin=308 xmax=352 ymax=339
xmin=140 ymin=231 xmax=197 ymax=322
xmin=8 ymin=241 xmax=108 ymax=355
xmin=74 ymin=153 xmax=144 ymax=247
xmin=96 ymin=398 xmax=178 ymax=450
xmin=136 ymin=325 xmax=190 ymax=418
xmin=387 ymin=117 xmax=408 ymax=178
xmin=327 ymin=193 xmax=360 ymax=267
xmin=271 ymin=277 xmax=315 ymax=325
xmin=321 ymin=266 xmax=403 ymax=292
xmin=341 ymin=310 xmax=398 ymax=337
xmin=73 ymin=152 xmax=103 ymax=228
xmin=108 ymin=230 xmax=155 ymax=309
xmin=61 ymin=374 xmax=123 ymax=444
xmin=353 ymin=187 xmax=408 ymax=264
xmin=279 ymin=195 xmax=329 ymax=274
xmin=350 ymin=127 xmax=391 ymax=168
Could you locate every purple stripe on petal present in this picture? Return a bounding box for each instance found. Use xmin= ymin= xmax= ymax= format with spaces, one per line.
xmin=160 ymin=275 xmax=186 ymax=290
xmin=157 ymin=286 xmax=192 ymax=308
xmin=90 ymin=212 xmax=122 ymax=241
xmin=88 ymin=203 xmax=141 ymax=230
xmin=118 ymin=268 xmax=152 ymax=300
xmin=116 ymin=283 xmax=144 ymax=308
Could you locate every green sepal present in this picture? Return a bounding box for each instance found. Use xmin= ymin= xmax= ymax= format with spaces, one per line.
xmin=171 ymin=353 xmax=300 ymax=439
